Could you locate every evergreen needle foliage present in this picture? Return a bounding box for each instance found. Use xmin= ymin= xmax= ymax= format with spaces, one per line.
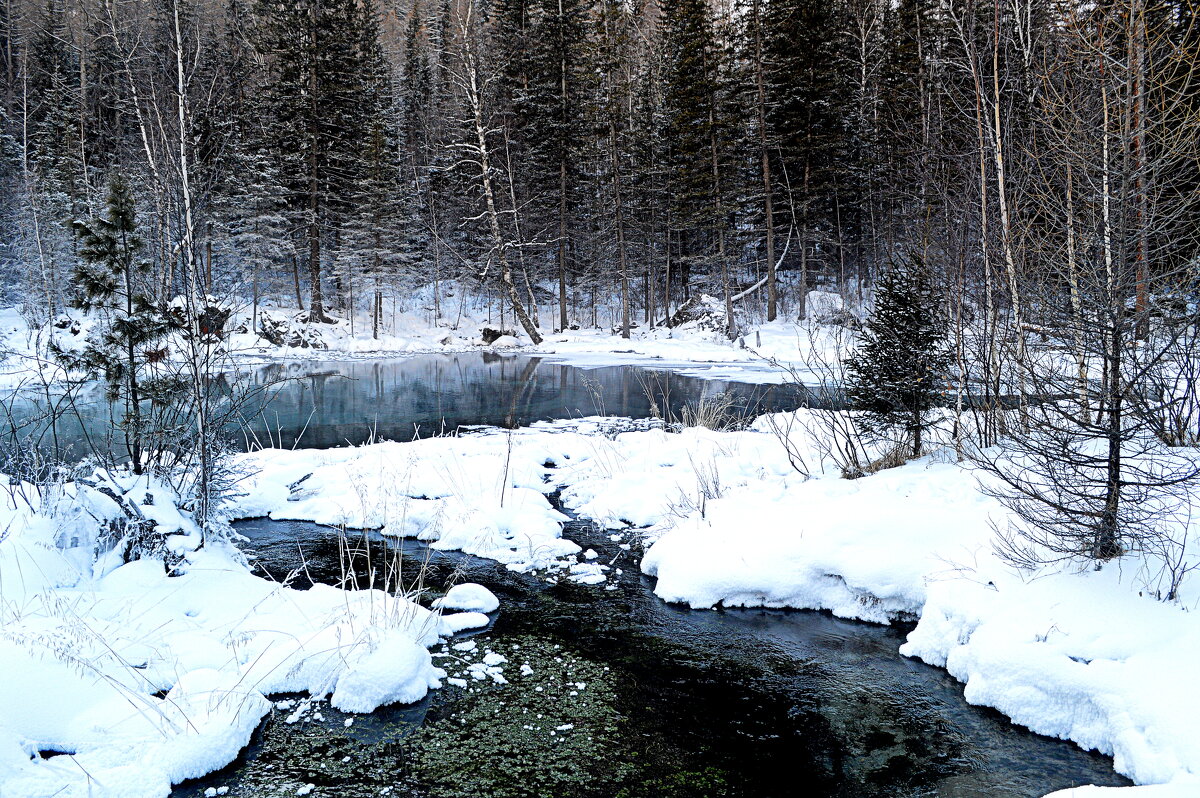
xmin=56 ymin=173 xmax=170 ymax=473
xmin=844 ymin=256 xmax=951 ymax=459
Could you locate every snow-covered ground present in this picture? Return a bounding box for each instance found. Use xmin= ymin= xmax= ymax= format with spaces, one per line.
xmin=0 ymin=286 xmax=850 ymax=388
xmin=0 ymin=470 xmax=501 ymax=798
xmin=226 ymin=415 xmax=1200 ymax=798
xmin=2 ymin=287 xmax=1199 ymax=797
xmin=218 ymin=306 xmax=838 ymax=385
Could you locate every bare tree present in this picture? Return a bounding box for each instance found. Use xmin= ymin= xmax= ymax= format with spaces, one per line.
xmin=976 ymin=2 xmax=1200 ymax=584
xmin=446 ymin=0 xmax=542 ymax=344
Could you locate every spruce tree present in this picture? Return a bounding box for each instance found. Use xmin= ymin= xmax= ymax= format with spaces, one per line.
xmin=661 ymin=0 xmax=720 ymax=298
xmin=59 ymin=173 xmax=169 ymax=474
xmin=844 ymin=257 xmax=951 ymax=459
xmin=208 ymin=0 xmax=291 ymax=313
xmin=253 ymin=0 xmax=389 ymax=322
xmin=764 ymin=0 xmax=850 ymax=315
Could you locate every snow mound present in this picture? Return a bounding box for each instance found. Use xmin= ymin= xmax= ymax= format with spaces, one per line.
xmin=330 ymin=633 xmax=441 ymax=713
xmin=0 ymin=483 xmax=449 ymax=798
xmin=901 ymin=565 xmax=1200 ymax=787
xmin=438 ymin=612 xmax=492 ymax=635
xmin=433 ymin=583 xmax=500 ymax=613
xmin=1045 ymin=779 xmax=1200 ymax=798
xmin=233 ymin=432 xmax=594 ymax=570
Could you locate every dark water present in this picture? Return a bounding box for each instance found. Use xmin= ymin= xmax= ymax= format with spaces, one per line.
xmin=226 ymin=354 xmax=809 ymax=449
xmin=2 ymin=354 xmax=808 ymax=459
xmin=177 ymin=509 xmax=1129 ymax=798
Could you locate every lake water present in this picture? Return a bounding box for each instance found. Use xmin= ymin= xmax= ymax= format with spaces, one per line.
xmin=3 ymin=353 xmax=810 ymax=460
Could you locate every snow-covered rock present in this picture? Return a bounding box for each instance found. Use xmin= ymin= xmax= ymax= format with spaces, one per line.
xmin=433 ymin=583 xmax=500 ymax=613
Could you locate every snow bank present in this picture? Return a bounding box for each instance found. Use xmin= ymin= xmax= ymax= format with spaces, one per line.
xmin=4 ymin=281 xmax=855 ymax=389
xmin=901 ymin=564 xmax=1200 ymax=787
xmin=232 ymin=430 xmax=601 ymax=569
xmin=530 ymin=318 xmax=840 ymax=384
xmin=1045 ymin=779 xmax=1200 ymax=798
xmin=0 ymin=476 xmax=449 ymax=798
xmin=433 ymin=413 xmax=1199 ymax=795
xmin=550 ymin=420 xmax=991 ymax=621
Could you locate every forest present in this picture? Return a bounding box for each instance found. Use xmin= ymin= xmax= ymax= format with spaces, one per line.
xmin=0 ymin=0 xmax=1194 ymax=342
xmin=3 ymin=2 xmax=1200 ymax=796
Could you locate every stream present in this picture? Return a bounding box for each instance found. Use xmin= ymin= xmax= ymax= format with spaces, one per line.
xmin=178 ymin=509 xmax=1128 ymax=796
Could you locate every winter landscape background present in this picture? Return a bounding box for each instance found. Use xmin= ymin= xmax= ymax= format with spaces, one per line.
xmin=1 ymin=0 xmax=1199 ymax=796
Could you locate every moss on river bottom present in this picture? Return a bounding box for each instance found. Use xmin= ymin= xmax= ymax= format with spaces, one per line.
xmin=175 ymin=517 xmax=1130 ymax=798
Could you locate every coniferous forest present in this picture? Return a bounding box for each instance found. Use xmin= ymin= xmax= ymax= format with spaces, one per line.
xmin=5 ymin=4 xmax=1200 ymax=796
xmin=1 ymin=0 xmax=1196 ymax=345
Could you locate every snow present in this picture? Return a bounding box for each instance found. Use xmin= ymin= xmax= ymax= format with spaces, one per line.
xmin=223 ymin=410 xmax=1200 ymax=794
xmin=329 ymin=633 xmax=439 ymax=713
xmin=433 ymin=583 xmax=500 ymax=613
xmin=438 ymin=611 xmax=492 ymax=635
xmin=3 ymin=292 xmax=1200 ymax=797
xmin=232 ymin=432 xmax=588 ymax=570
xmin=1 ymin=281 xmax=852 ymax=395
xmin=1044 ymin=779 xmax=1200 ymax=798
xmin=0 ymin=473 xmax=450 ymax=798
xmin=901 ymin=564 xmax=1200 ymax=786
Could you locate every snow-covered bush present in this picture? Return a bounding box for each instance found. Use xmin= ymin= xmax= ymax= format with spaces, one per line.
xmin=806 ymin=290 xmax=860 ymax=328
xmin=663 ymin=294 xmax=743 ymax=339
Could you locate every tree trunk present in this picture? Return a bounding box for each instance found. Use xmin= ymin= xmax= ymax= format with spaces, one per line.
xmin=612 ymin=116 xmax=630 ymax=339
xmin=797 ymin=159 xmax=810 ymax=320
xmin=1065 ymin=163 xmax=1089 ymax=423
xmin=1130 ymin=0 xmax=1149 ymax=340
xmin=557 ymin=0 xmax=570 ymax=334
xmin=991 ymin=2 xmax=1026 ymax=410
xmin=460 ymin=11 xmax=542 ymax=344
xmin=306 ymin=0 xmax=328 ymax=324
xmin=751 ymin=0 xmax=776 ymax=321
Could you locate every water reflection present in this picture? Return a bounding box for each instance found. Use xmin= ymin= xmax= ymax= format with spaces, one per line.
xmin=1 ymin=354 xmax=809 ymax=458
xmin=233 ymin=354 xmax=809 ymax=449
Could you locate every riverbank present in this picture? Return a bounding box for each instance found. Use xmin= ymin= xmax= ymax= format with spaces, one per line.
xmin=1 ymin=411 xmax=1196 ymax=796
xmin=0 ymin=288 xmax=848 ymax=389
xmin=228 ymin=416 xmax=1200 ymax=797
xmin=0 ymin=468 xmax=477 ymax=797
xmin=1 ymin=302 xmax=1197 ymax=796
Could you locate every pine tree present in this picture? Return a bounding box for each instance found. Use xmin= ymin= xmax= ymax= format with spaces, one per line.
xmin=82 ymin=15 xmax=127 ymax=176
xmin=340 ymin=120 xmax=414 ymax=338
xmin=764 ymin=0 xmax=850 ymax=316
xmin=26 ymin=0 xmax=81 ymax=193
xmin=207 ymin=0 xmax=290 ymax=314
xmin=59 ymin=173 xmax=169 ymax=474
xmin=845 ymin=256 xmax=951 ymax=458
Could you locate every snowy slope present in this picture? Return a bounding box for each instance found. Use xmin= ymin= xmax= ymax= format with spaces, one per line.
xmin=0 ymin=474 xmax=450 ymax=798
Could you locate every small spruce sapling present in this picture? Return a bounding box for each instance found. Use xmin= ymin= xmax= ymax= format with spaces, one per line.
xmin=844 ymin=256 xmax=951 ymax=460
xmin=57 ymin=173 xmax=169 ymax=474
